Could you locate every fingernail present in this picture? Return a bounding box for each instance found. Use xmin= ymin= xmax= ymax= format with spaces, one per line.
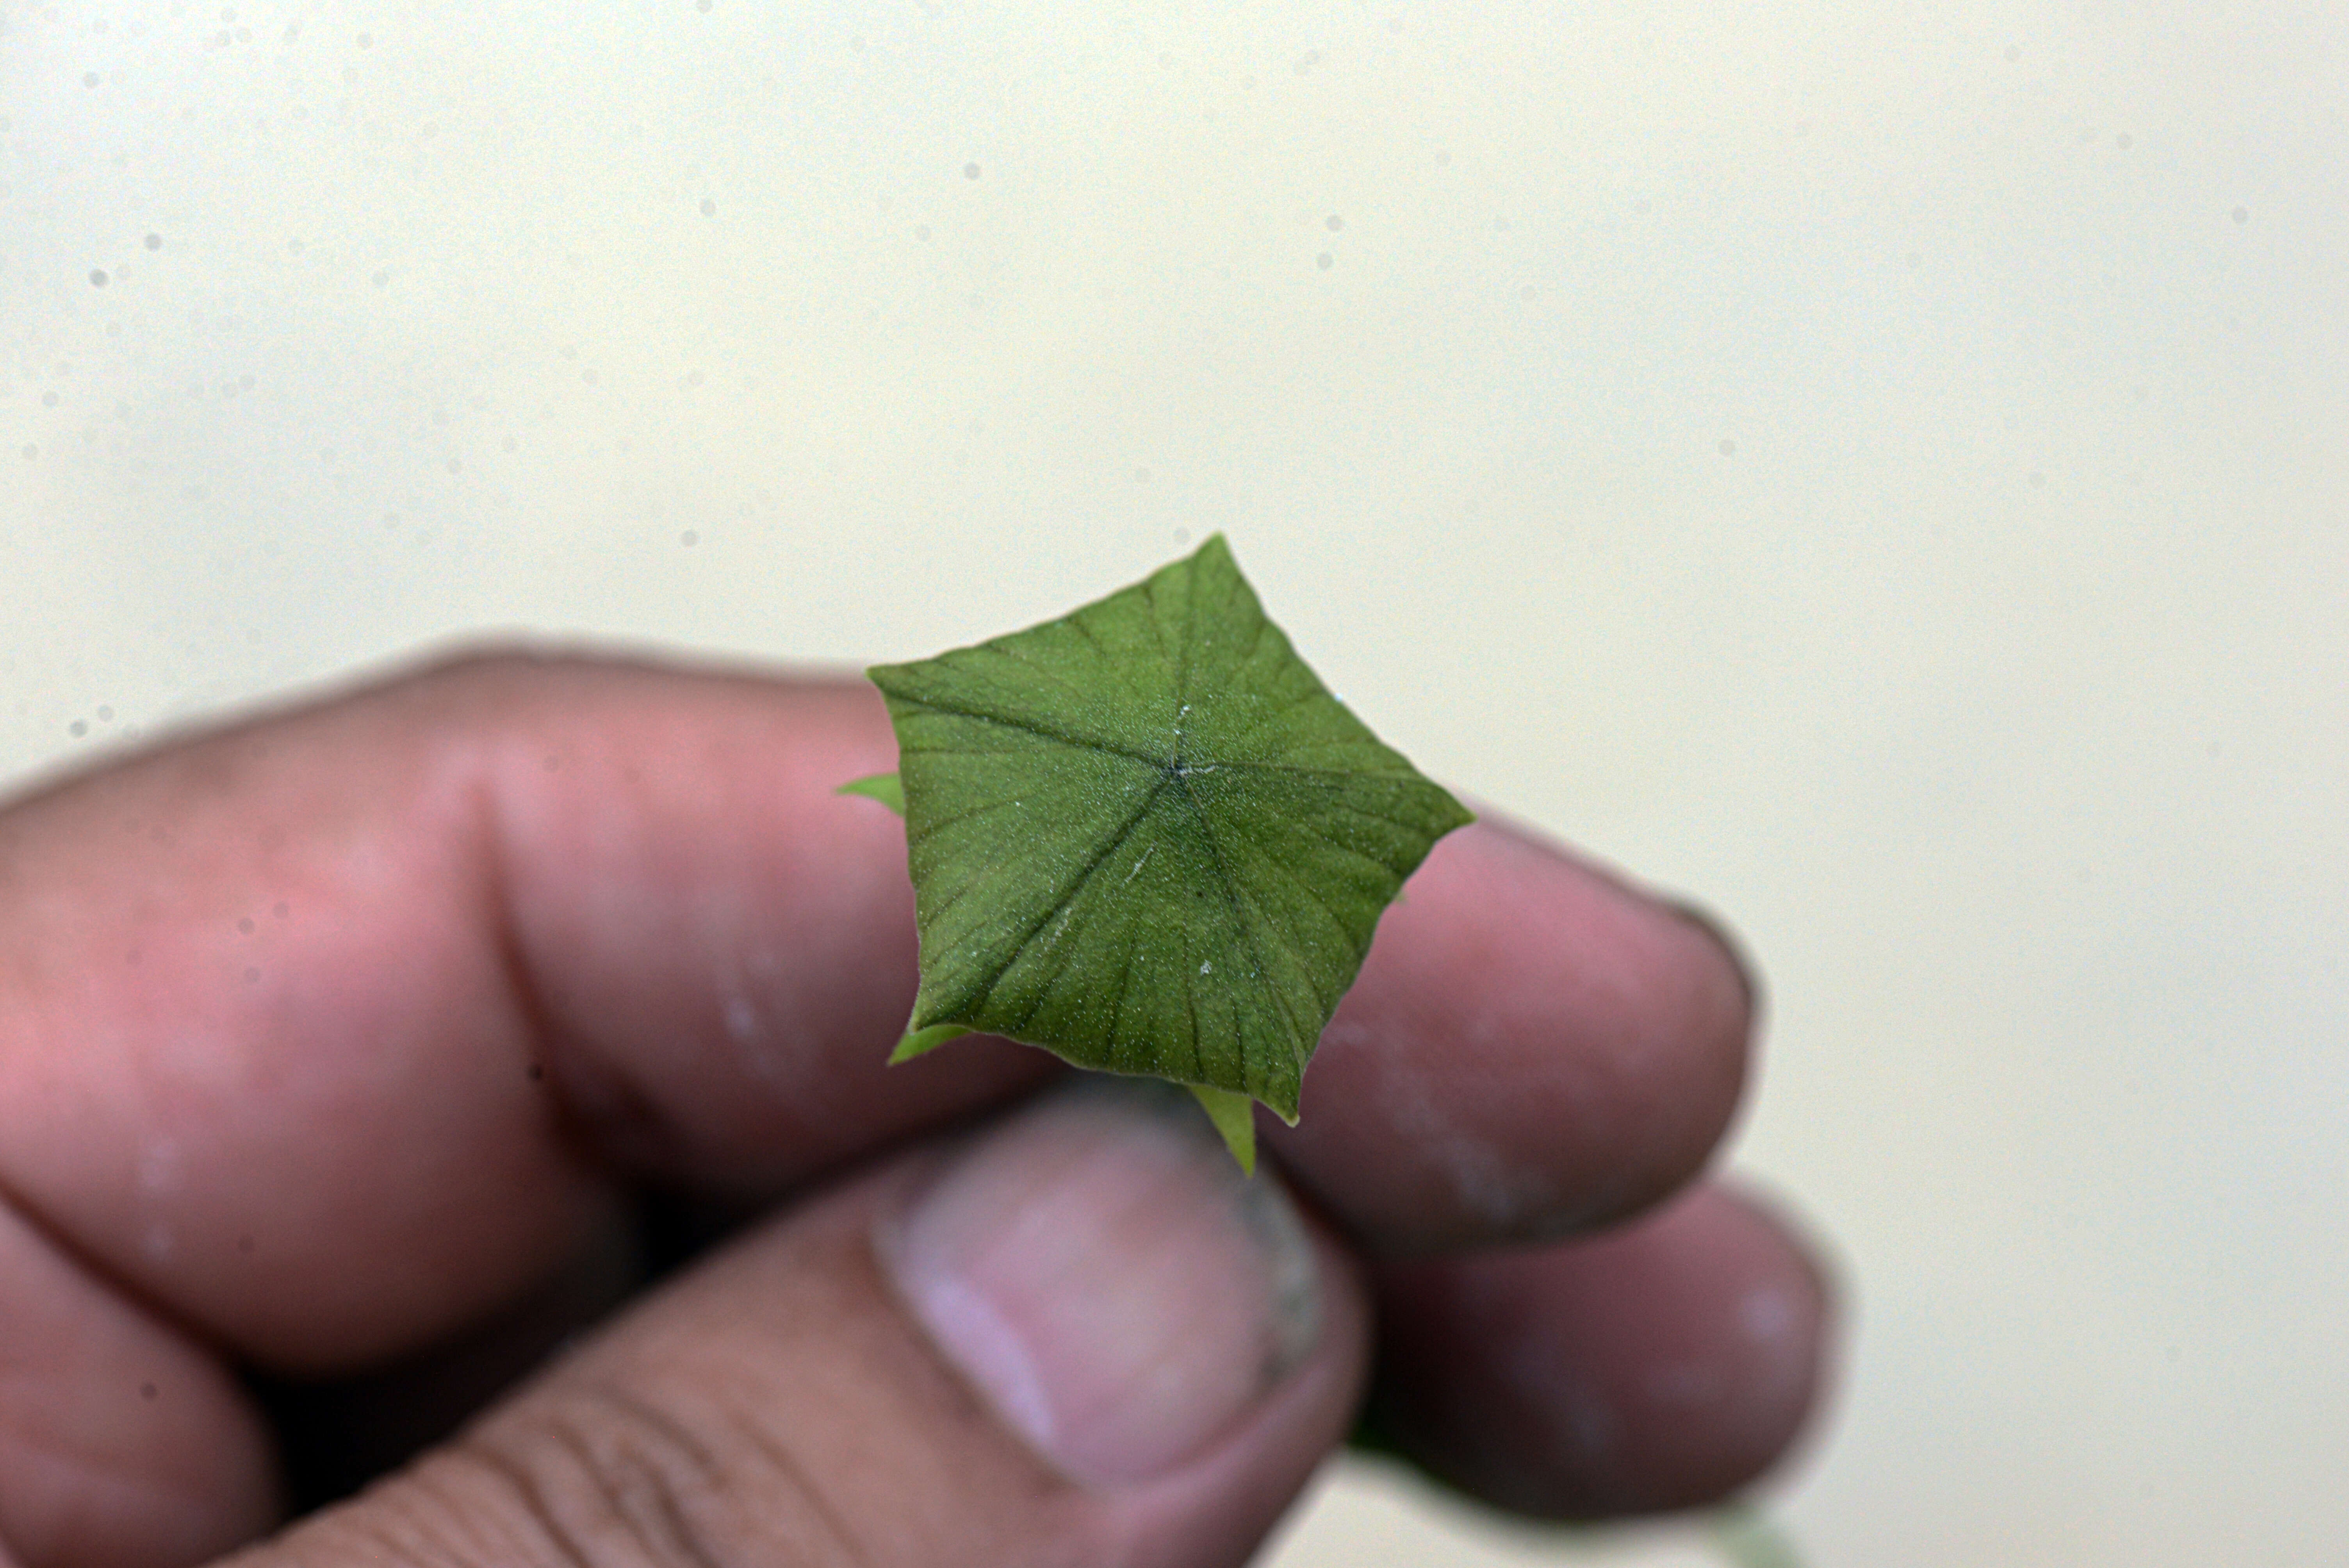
xmin=881 ymin=1078 xmax=1322 ymax=1487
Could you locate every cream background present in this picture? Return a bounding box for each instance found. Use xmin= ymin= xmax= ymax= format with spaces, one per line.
xmin=6 ymin=2 xmax=2346 ymax=1563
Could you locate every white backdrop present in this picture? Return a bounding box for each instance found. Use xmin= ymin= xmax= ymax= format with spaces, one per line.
xmin=7 ymin=3 xmax=2347 ymax=1563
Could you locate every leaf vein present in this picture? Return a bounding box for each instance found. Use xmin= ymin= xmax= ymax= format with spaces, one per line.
xmin=1174 ymin=773 xmax=1296 ymax=1098
xmin=892 ymin=699 xmax=1172 ymax=767
xmin=951 ymin=772 xmax=1175 ymax=1023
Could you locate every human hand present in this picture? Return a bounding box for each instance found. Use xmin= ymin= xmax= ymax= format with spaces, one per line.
xmin=0 ymin=653 xmax=1831 ymax=1568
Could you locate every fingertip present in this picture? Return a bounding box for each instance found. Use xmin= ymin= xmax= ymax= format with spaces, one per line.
xmin=1272 ymin=814 xmax=1757 ymax=1250
xmin=0 ymin=1198 xmax=279 ymax=1568
xmin=1656 ymin=891 xmax=1764 ymax=1046
xmin=1366 ymin=1181 xmax=1837 ymax=1520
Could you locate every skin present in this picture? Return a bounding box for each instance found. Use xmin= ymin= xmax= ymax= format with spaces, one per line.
xmin=0 ymin=652 xmax=1834 ymax=1568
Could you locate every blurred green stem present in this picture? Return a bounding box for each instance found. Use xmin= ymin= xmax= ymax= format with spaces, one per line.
xmin=1709 ymin=1505 xmax=1806 ymax=1568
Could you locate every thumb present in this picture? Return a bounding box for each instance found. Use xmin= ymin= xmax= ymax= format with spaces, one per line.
xmin=239 ymin=1080 xmax=1368 ymax=1568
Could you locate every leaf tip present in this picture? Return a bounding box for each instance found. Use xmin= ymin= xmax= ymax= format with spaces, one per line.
xmin=888 ymin=1022 xmax=973 ymax=1063
xmin=1187 ymin=1083 xmax=1259 ymax=1175
xmin=1187 ymin=530 xmax=1240 ymax=575
xmin=838 ymin=772 xmax=905 ymax=816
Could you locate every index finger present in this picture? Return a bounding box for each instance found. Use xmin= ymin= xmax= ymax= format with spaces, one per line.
xmin=0 ymin=651 xmax=1747 ymax=1372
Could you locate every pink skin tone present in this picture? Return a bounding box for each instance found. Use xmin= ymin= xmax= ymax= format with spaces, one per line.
xmin=0 ymin=653 xmax=1833 ymax=1568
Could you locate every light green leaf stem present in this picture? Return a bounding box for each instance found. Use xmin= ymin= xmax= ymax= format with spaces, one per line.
xmin=1708 ymin=1506 xmax=1809 ymax=1568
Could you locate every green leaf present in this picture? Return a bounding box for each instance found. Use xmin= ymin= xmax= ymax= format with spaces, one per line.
xmin=1709 ymin=1506 xmax=1810 ymax=1568
xmin=1187 ymin=1084 xmax=1258 ymax=1175
xmin=888 ymin=1021 xmax=972 ymax=1063
xmin=864 ymin=534 xmax=1472 ymax=1126
xmin=837 ymin=772 xmax=905 ymax=815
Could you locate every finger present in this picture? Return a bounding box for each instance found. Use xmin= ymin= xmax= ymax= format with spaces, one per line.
xmin=0 ymin=1195 xmax=276 ymax=1568
xmin=1268 ymin=814 xmax=1757 ymax=1251
xmin=1363 ymin=1182 xmax=1836 ymax=1519
xmin=242 ymin=1080 xmax=1370 ymax=1568
xmin=248 ymin=1211 xmax=646 ymax=1514
xmin=0 ymin=652 xmax=1055 ymax=1374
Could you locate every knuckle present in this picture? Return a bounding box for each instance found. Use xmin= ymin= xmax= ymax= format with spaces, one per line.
xmin=428 ymin=1382 xmax=867 ymax=1568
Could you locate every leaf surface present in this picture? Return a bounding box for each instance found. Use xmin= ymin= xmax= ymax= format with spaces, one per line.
xmin=864 ymin=535 xmax=1472 ymax=1125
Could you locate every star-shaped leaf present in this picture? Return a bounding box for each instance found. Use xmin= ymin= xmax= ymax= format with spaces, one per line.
xmin=854 ymin=535 xmax=1472 ymax=1163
